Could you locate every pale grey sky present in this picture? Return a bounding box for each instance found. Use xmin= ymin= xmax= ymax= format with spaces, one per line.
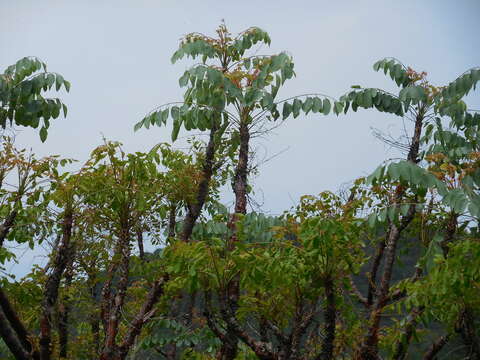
xmin=1 ymin=0 xmax=479 ymax=275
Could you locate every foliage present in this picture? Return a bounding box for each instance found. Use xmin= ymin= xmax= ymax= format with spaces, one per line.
xmin=0 ymin=57 xmax=70 ymax=141
xmin=0 ymin=25 xmax=479 ymax=360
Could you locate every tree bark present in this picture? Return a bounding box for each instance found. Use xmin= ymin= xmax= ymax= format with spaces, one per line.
xmin=101 ymin=224 xmax=131 ymax=360
xmin=357 ymin=110 xmax=424 ymax=360
xmin=89 ymin=279 xmax=100 ymax=357
xmin=0 ymin=306 xmax=31 ymax=360
xmin=167 ymin=202 xmax=177 ymax=241
xmin=219 ymin=115 xmax=251 ymax=360
xmin=423 ymin=334 xmax=450 ymax=360
xmin=58 ymin=255 xmax=74 ymax=359
xmin=392 ymin=307 xmax=424 ymax=360
xmin=317 ymin=276 xmax=337 ymax=360
xmin=0 ymin=209 xmax=17 ymax=248
xmin=117 ymin=276 xmax=167 ymax=360
xmin=0 ymin=288 xmax=38 ymax=358
xmin=136 ymin=226 xmax=144 ymax=261
xmin=459 ymin=308 xmax=480 ymax=360
xmin=39 ymin=207 xmax=74 ymax=360
xmin=181 ymin=123 xmax=218 ymax=242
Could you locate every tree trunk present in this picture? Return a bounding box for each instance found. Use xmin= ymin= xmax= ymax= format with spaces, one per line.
xmin=0 ymin=306 xmax=31 ymax=360
xmin=168 ymin=202 xmax=177 ymax=241
xmin=357 ymin=110 xmax=424 ymax=359
xmin=317 ymin=276 xmax=336 ymax=360
xmin=0 ymin=289 xmax=38 ymax=358
xmin=423 ymin=334 xmax=450 ymax=360
xmin=39 ymin=207 xmax=74 ymax=360
xmin=181 ymin=122 xmax=218 ymax=242
xmin=58 ymin=261 xmax=74 ymax=359
xmin=0 ymin=209 xmax=17 ymax=248
xmin=101 ymin=224 xmax=131 ymax=360
xmin=136 ymin=226 xmax=145 ymax=260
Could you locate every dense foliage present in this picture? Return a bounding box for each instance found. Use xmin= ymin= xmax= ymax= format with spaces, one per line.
xmin=0 ymin=25 xmax=479 ymax=360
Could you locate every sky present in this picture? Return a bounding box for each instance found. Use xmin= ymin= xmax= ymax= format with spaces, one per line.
xmin=1 ymin=0 xmax=479 ymax=276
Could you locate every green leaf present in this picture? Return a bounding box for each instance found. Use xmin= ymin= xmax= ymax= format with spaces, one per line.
xmin=55 ymin=74 xmax=64 ymax=91
xmin=172 ymin=120 xmax=181 ymax=141
xmin=333 ymin=101 xmax=344 ymax=115
xmin=322 ymin=99 xmax=331 ymax=115
xmin=282 ymin=102 xmax=292 ymax=119
xmin=134 ymin=121 xmax=143 ymax=132
xmin=39 ymin=126 xmax=47 ymax=142
xmin=292 ymin=98 xmax=301 ymax=118
xmin=312 ymin=97 xmax=323 ymax=113
xmin=302 ymin=97 xmax=313 ymax=114
xmin=179 ymin=72 xmax=189 ymax=87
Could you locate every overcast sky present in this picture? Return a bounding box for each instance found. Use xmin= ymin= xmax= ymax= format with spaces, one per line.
xmin=1 ymin=0 xmax=479 ymax=275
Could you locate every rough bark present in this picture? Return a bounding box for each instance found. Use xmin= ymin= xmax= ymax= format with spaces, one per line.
xmin=317 ymin=276 xmax=337 ymax=360
xmin=440 ymin=213 xmax=458 ymax=256
xmin=0 ymin=288 xmax=38 ymax=358
xmin=39 ymin=207 xmax=74 ymax=360
xmin=167 ymin=202 xmax=177 ymax=241
xmin=136 ymin=226 xmax=145 ymax=261
xmin=230 ymin=117 xmax=250 ymax=229
xmin=0 ymin=306 xmax=31 ymax=360
xmin=117 ymin=276 xmax=167 ymax=360
xmin=367 ymin=237 xmax=387 ymax=306
xmin=392 ymin=307 xmax=424 ymax=360
xmin=423 ymin=334 xmax=450 ymax=360
xmin=357 ymin=110 xmax=424 ymax=360
xmin=459 ymin=308 xmax=480 ymax=360
xmin=181 ymin=123 xmax=218 ymax=242
xmin=0 ymin=209 xmax=17 ymax=248
xmin=219 ymin=293 xmax=277 ymax=360
xmin=89 ymin=280 xmax=100 ymax=356
xmin=58 ymin=259 xmax=74 ymax=359
xmin=101 ymin=224 xmax=131 ymax=360
xmin=219 ymin=116 xmax=251 ymax=360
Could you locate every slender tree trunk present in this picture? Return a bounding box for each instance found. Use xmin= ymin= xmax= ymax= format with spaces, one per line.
xmin=0 ymin=209 xmax=17 ymax=248
xmin=357 ymin=110 xmax=424 ymax=359
xmin=367 ymin=236 xmax=387 ymax=306
xmin=181 ymin=123 xmax=218 ymax=242
xmin=423 ymin=334 xmax=450 ymax=360
xmin=219 ymin=115 xmax=250 ymax=360
xmin=0 ymin=306 xmax=31 ymax=360
xmin=459 ymin=308 xmax=480 ymax=360
xmin=89 ymin=279 xmax=100 ymax=357
xmin=230 ymin=116 xmax=250 ymax=234
xmin=101 ymin=224 xmax=131 ymax=360
xmin=0 ymin=289 xmax=38 ymax=359
xmin=392 ymin=307 xmax=424 ymax=360
xmin=39 ymin=207 xmax=74 ymax=360
xmin=168 ymin=202 xmax=177 ymax=241
xmin=58 ymin=259 xmax=74 ymax=359
xmin=117 ymin=277 xmax=167 ymax=360
xmin=317 ymin=276 xmax=336 ymax=360
xmin=136 ymin=226 xmax=144 ymax=261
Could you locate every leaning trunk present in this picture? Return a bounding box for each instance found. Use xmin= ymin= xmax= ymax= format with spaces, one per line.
xmin=181 ymin=122 xmax=218 ymax=242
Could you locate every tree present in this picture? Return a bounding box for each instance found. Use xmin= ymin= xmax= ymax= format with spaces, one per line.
xmin=135 ymin=23 xmax=338 ymax=359
xmin=334 ymin=59 xmax=480 ymax=359
xmin=1 ymin=29 xmax=479 ymax=360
